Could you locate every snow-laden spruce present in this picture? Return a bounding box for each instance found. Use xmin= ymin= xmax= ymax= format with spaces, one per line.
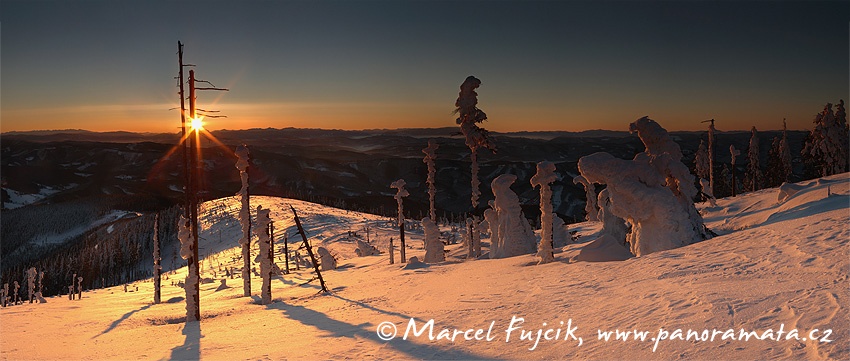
xmin=530 ymin=161 xmax=557 ymax=264
xmin=354 ymin=239 xmax=380 ymax=257
xmin=235 ymin=144 xmax=251 ymax=297
xmin=573 ymin=175 xmax=598 ymax=221
xmin=578 ymin=116 xmax=710 ymax=257
xmin=694 ymin=139 xmax=710 ymax=181
xmin=489 ymin=174 xmax=536 ymax=258
xmin=252 ymin=205 xmax=272 ymax=305
xmin=803 ymin=101 xmax=849 ymax=177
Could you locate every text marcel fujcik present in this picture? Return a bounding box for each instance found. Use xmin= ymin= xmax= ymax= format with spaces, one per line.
xmin=399 ymin=316 xmax=833 ymax=352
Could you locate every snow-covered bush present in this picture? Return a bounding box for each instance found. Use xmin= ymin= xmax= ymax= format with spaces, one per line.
xmin=573 ymin=175 xmax=598 ymax=221
xmin=744 ymin=126 xmax=763 ymax=192
xmin=530 ymin=161 xmax=557 ymax=264
xmin=422 ymin=217 xmax=444 ymax=263
xmin=355 ymin=239 xmax=380 ymax=257
xmin=316 ymin=247 xmax=337 ymax=271
xmin=252 ymin=205 xmax=272 ymax=305
xmin=578 ymin=117 xmax=709 ymax=257
xmin=489 ymin=174 xmax=536 ymax=258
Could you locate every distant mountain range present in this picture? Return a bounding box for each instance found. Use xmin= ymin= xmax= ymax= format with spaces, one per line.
xmin=1 ymin=127 xmax=809 ymax=221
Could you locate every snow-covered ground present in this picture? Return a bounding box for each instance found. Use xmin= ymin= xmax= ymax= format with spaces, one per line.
xmin=1 ymin=173 xmax=847 ymax=360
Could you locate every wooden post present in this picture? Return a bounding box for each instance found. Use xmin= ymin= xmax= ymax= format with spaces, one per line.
xmin=290 ymin=206 xmax=328 ymax=293
xmin=283 ymin=233 xmax=290 ymax=274
xmin=399 ymin=222 xmax=406 ymax=263
xmin=389 ymin=237 xmax=395 ymax=264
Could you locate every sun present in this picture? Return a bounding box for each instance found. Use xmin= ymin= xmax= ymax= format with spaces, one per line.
xmin=190 ymin=117 xmax=204 ymax=131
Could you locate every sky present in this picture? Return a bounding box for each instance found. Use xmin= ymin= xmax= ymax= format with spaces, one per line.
xmin=1 ymin=0 xmax=848 ymax=133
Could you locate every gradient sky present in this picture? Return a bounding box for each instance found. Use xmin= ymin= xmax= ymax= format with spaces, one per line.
xmin=1 ymin=1 xmax=848 ymax=133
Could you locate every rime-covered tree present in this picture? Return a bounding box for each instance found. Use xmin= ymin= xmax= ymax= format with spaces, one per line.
xmin=454 ymin=76 xmax=496 ymax=209
xmin=803 ymin=101 xmax=849 ymax=177
xmin=489 ymin=174 xmax=536 ymax=258
xmin=744 ymin=126 xmax=763 ymax=192
xmin=530 ymin=161 xmax=557 ymax=264
xmin=422 ymin=140 xmax=439 ymax=221
xmin=316 ymin=247 xmax=337 ymax=271
xmin=235 ymin=144 xmax=252 ymax=297
xmin=572 ymin=175 xmax=598 ymax=221
xmin=422 ymin=217 xmax=444 ymax=263
xmin=578 ymin=117 xmax=710 ymax=256
xmin=26 ymin=267 xmax=36 ymax=304
xmin=765 ymin=136 xmax=785 ymax=188
xmin=694 ymin=139 xmax=710 ymax=181
xmin=252 ymin=205 xmax=272 ymax=305
xmin=780 ymin=119 xmax=793 ymax=183
xmin=153 ymin=213 xmax=162 ymax=304
xmin=730 ymin=145 xmax=741 ymax=197
xmin=390 ymin=179 xmax=409 ymax=262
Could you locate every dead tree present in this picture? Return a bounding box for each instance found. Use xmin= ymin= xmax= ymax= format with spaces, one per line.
xmin=290 ymin=206 xmax=329 ymax=293
xmin=153 ymin=213 xmax=162 ymax=304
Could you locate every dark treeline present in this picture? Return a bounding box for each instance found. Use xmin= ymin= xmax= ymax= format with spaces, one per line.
xmin=0 ymin=205 xmax=180 ymax=298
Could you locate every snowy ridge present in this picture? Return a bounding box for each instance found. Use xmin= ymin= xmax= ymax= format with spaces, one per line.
xmin=1 ymin=173 xmax=848 ymax=360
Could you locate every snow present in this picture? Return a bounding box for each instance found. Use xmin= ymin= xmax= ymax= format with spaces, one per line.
xmin=2 ymin=184 xmax=76 ymax=209
xmin=1 ymin=174 xmax=848 ymax=360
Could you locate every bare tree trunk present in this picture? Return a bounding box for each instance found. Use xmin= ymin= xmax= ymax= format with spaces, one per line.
xmin=290 ymin=206 xmax=328 ymax=293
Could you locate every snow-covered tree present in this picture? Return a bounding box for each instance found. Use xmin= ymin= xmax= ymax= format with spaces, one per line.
xmin=454 ymin=76 xmax=496 ymax=210
xmin=730 ymin=145 xmax=741 ymax=197
xmin=253 ymin=205 xmax=272 ymax=305
xmin=530 ymin=161 xmax=557 ymax=264
xmin=694 ymin=139 xmax=710 ymax=181
xmin=706 ymin=119 xmax=716 ymax=195
xmin=483 ymin=200 xmax=500 ymax=254
xmin=744 ymin=126 xmax=763 ymax=192
xmin=390 ymin=179 xmax=409 ymax=262
xmin=572 ymin=175 xmax=599 ymax=221
xmin=26 ymin=267 xmax=36 ymax=304
xmin=153 ymin=213 xmax=161 ymax=304
xmin=422 ymin=140 xmax=439 ymax=221
xmin=765 ymin=135 xmax=787 ymax=188
xmin=803 ymin=101 xmax=849 ymax=177
xmin=578 ymin=117 xmax=710 ymax=257
xmin=422 ymin=217 xmax=444 ymax=263
xmin=780 ymin=119 xmax=793 ymax=183
xmin=489 ymin=174 xmax=536 ymax=258
xmin=316 ymin=247 xmax=336 ymax=271
xmin=235 ymin=144 xmax=251 ymax=297
xmin=177 ymin=214 xmax=198 ymax=320
xmin=596 ymin=189 xmax=629 ymax=246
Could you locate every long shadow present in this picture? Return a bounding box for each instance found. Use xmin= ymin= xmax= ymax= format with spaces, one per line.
xmin=169 ymin=321 xmax=201 ymax=361
xmin=268 ymin=302 xmax=490 ymax=360
xmin=93 ymin=304 xmax=152 ymax=338
xmin=330 ymin=293 xmax=427 ymax=323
